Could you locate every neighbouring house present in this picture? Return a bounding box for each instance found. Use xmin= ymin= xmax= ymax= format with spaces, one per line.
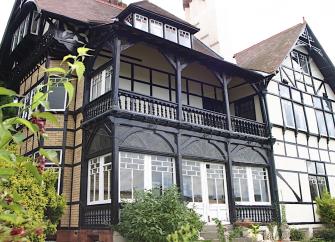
xmin=3 ymin=0 xmax=326 ymax=241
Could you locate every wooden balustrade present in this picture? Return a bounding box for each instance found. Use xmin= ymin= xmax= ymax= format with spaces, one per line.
xmin=83 ymin=90 xmax=268 ymax=138
xmin=82 ymin=204 xmax=112 ymax=227
xmin=235 ymin=205 xmax=274 ymax=223
xmin=231 ymin=116 xmax=267 ymax=137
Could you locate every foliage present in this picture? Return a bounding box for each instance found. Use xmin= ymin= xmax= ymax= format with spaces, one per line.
xmin=116 ymin=186 xmax=204 ymax=242
xmin=266 ymin=222 xmax=277 ymax=241
xmin=167 ymin=224 xmax=198 ymax=242
xmin=213 ymin=218 xmax=226 ymax=242
xmin=312 ymin=228 xmax=335 ymax=242
xmin=228 ymin=226 xmax=243 ymax=240
xmin=290 ymin=228 xmax=305 ymax=241
xmin=316 ymin=191 xmax=335 ymax=227
xmin=0 ymin=147 xmax=66 ymax=241
xmin=0 ymin=47 xmax=89 ymax=241
xmin=250 ymin=224 xmax=260 ymax=241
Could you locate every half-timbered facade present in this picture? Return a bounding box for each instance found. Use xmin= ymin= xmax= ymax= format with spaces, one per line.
xmin=0 ymin=1 xmax=279 ymax=241
xmin=235 ymin=22 xmax=335 ymax=231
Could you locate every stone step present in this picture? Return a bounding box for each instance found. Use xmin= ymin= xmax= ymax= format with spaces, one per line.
xmin=202 ymin=225 xmax=218 ymax=232
xmin=200 ymin=231 xmax=219 ymax=240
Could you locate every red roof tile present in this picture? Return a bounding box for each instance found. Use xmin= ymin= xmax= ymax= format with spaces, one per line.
xmin=234 ymin=22 xmax=306 ymax=74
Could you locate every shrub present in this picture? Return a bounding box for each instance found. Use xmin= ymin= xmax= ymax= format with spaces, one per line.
xmin=167 ymin=224 xmax=198 ymax=242
xmin=315 ymin=192 xmax=335 ymax=227
xmin=213 ymin=218 xmax=226 ymax=242
xmin=116 ymin=186 xmax=204 ymax=242
xmin=313 ymin=228 xmax=335 ymax=242
xmin=229 ymin=226 xmax=243 ymax=240
xmin=290 ymin=228 xmax=305 ymax=241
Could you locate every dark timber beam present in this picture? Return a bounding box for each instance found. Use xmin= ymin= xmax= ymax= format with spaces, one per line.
xmin=111 ymin=36 xmax=121 ymax=109
xmin=215 ymin=72 xmax=232 ymax=131
xmin=111 ymin=118 xmax=120 ymax=224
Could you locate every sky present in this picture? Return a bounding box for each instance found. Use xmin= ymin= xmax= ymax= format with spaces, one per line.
xmin=1 ymin=0 xmax=335 ymax=63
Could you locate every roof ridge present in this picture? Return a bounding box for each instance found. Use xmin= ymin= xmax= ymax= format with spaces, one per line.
xmin=234 ymin=22 xmax=305 ymax=57
xmin=95 ymin=0 xmax=126 ymax=10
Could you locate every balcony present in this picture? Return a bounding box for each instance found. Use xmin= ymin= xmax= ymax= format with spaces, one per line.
xmin=84 ymin=90 xmax=268 ymax=138
xmin=235 ymin=205 xmax=275 ymax=224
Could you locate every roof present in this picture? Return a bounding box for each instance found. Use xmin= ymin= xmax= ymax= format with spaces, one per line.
xmin=36 ymin=0 xmax=124 ymax=23
xmin=234 ymin=22 xmax=306 ymax=74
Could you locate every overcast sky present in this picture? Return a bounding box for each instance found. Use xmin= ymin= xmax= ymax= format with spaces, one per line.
xmin=1 ymin=0 xmax=335 ymax=63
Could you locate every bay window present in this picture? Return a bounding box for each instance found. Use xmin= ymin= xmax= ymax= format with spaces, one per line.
xmin=307 ymin=161 xmax=327 ymax=200
xmin=88 ymin=154 xmax=112 ymax=205
xmin=90 ymin=66 xmax=113 ymax=101
xmin=233 ymin=166 xmax=270 ymax=204
xmin=282 ymin=100 xmax=295 ymax=128
xmin=119 ymin=152 xmax=175 ymax=200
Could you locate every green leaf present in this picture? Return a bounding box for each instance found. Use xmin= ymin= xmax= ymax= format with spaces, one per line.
xmin=0 ymin=87 xmax=17 ymax=96
xmin=77 ymin=47 xmax=92 ymax=57
xmin=32 ymin=111 xmax=58 ymax=125
xmin=0 ymin=213 xmax=25 ymax=225
xmin=24 ymin=162 xmax=42 ymax=184
xmin=69 ymin=61 xmax=85 ymax=81
xmin=12 ymin=132 xmax=25 ymax=144
xmin=0 ymin=102 xmax=23 ymax=109
xmin=43 ymin=67 xmax=67 ymax=74
xmin=39 ymin=148 xmax=59 ymax=165
xmin=0 ymin=150 xmax=15 ymax=163
xmin=63 ymin=81 xmax=74 ymax=104
xmin=32 ymin=91 xmax=46 ymax=110
xmin=6 ymin=118 xmax=38 ymax=133
xmin=62 ymin=54 xmax=76 ymax=63
xmin=0 ymin=167 xmax=15 ymax=177
xmin=0 ymin=127 xmax=12 ymax=149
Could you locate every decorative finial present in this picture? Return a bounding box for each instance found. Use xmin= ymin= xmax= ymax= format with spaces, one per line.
xmin=302 ymin=16 xmax=306 ymax=23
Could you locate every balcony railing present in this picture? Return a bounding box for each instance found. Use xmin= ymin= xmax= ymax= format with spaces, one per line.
xmin=83 ymin=90 xmax=268 ymax=138
xmin=82 ymin=204 xmax=112 ymax=227
xmin=235 ymin=205 xmax=274 ymax=223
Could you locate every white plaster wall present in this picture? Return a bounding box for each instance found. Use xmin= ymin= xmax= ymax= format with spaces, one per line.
xmin=267 ymin=94 xmax=283 ymax=125
xmin=274 ymin=156 xmax=307 ymax=173
xmin=285 ymin=204 xmax=315 ymax=223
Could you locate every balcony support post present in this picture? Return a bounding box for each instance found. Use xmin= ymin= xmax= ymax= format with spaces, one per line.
xmin=215 ymin=73 xmax=232 ymax=131
xmin=111 ymin=36 xmax=121 ymax=110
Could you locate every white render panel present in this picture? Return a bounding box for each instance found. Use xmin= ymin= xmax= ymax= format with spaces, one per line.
xmin=284 ymin=130 xmax=295 ymax=143
xmin=279 ymin=172 xmax=300 ymax=199
xmin=286 ymin=143 xmax=297 ymax=157
xmin=272 ymin=127 xmax=284 ymax=141
xmin=326 ymin=163 xmax=335 ymax=176
xmin=296 ymin=133 xmax=308 ymax=146
xmin=319 ymin=150 xmax=330 ymax=162
xmin=330 ymin=152 xmax=335 ymax=163
xmin=299 ymin=174 xmax=312 ymax=202
xmin=273 ymin=142 xmax=285 ymax=156
xmin=267 ymin=95 xmax=283 ymax=126
xmin=310 ymin=58 xmax=324 ymax=79
xmin=325 ymin=83 xmax=335 ymax=101
xmin=319 ymin=138 xmax=328 ymax=150
xmin=254 ymin=96 xmax=263 ymax=123
xmin=277 ymin=175 xmax=298 ymax=202
xmin=329 ymin=140 xmax=335 ymax=151
xmin=309 ymin=148 xmax=320 ymax=161
xmin=308 ymin=136 xmax=318 ymax=148
xmin=297 ymin=146 xmax=309 ymax=159
xmin=285 ymin=204 xmax=314 ymax=223
xmin=274 ymin=156 xmax=307 ymax=172
xmin=267 ymin=80 xmax=279 ymax=94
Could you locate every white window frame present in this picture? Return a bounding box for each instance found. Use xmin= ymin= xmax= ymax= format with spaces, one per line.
xmin=233 ymin=166 xmax=271 ymax=206
xmin=149 ymin=19 xmax=163 ymax=37
xmin=34 ymin=149 xmax=62 ymax=194
xmin=90 ymin=66 xmax=112 ymax=101
xmin=87 ymin=153 xmax=112 ymax=205
xmin=134 ymin=13 xmax=148 ymax=32
xmin=164 ymin=24 xmax=178 ymax=43
xmin=46 ymin=78 xmax=68 ymax=111
xmin=178 ymin=29 xmax=191 ymax=48
xmin=30 ymin=11 xmax=40 ymax=35
xmin=119 ymin=152 xmax=176 ymax=202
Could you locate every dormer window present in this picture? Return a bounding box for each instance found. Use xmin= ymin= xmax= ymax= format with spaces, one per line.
xmin=134 ymin=14 xmax=148 ymax=32
xmin=178 ymin=30 xmax=191 ymax=48
xmin=149 ymin=19 xmax=163 ymax=37
xmin=292 ymin=51 xmax=310 ymax=75
xmin=164 ymin=24 xmax=177 ymax=43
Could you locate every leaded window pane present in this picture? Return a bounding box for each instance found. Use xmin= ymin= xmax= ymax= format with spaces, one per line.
xmin=309 ymin=176 xmax=318 ymax=200
xmin=313 ymin=97 xmax=322 ymax=109
xmin=233 ymin=166 xmax=249 ymax=202
xmin=291 ymin=89 xmax=301 ymax=102
xmin=251 ymin=167 xmax=269 ymax=202
xmin=48 ymin=81 xmax=67 ymax=110
xmin=325 ymin=113 xmax=335 ymax=137
xmin=279 ymin=85 xmax=290 ymax=99
xmin=316 ymin=163 xmax=325 ymax=175
xmin=293 ymin=104 xmax=307 ymax=130
xmin=316 ymin=111 xmax=327 ymax=136
xmin=183 ymin=176 xmax=193 ymax=202
xmin=282 ymin=100 xmax=295 ymax=128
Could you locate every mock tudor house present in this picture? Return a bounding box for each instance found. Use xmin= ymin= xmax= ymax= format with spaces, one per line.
xmin=234 ymin=22 xmax=335 ymax=229
xmin=3 ymin=0 xmax=332 ymax=241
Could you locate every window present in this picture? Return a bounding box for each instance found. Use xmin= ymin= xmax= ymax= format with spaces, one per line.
xmin=31 ymin=11 xmax=41 ymax=35
xmin=90 ymin=66 xmax=113 ymax=101
xmin=164 ymin=24 xmax=178 ymax=43
xmin=48 ymin=79 xmax=67 ymax=111
xmin=307 ymin=161 xmax=327 ymax=200
xmin=11 ymin=13 xmax=31 ymax=51
xmin=305 ymin=107 xmax=318 ymax=134
xmin=206 ymin=164 xmax=225 ymax=204
xmin=234 ymin=96 xmax=256 ymax=120
xmin=149 ymin=19 xmax=163 ymax=37
xmin=88 ymin=154 xmax=112 ymax=204
xmin=233 ymin=166 xmax=270 ymax=204
xmin=20 ymin=87 xmax=37 ymax=120
xmin=282 ymin=100 xmax=295 ymax=128
xmin=325 ymin=113 xmax=335 ymax=137
xmin=119 ymin=152 xmax=175 ymax=200
xmin=34 ymin=149 xmax=62 ymax=193
xmin=292 ymin=51 xmax=310 ymax=74
xmin=279 ymin=84 xmax=290 ymax=99
xmin=293 ymin=104 xmax=307 ymax=130
xmin=178 ymin=30 xmax=191 ymax=48
xmin=182 ymin=160 xmax=202 ymax=202
xmin=316 ymin=111 xmax=327 ymax=136
xmin=134 ymin=14 xmax=148 ymax=32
